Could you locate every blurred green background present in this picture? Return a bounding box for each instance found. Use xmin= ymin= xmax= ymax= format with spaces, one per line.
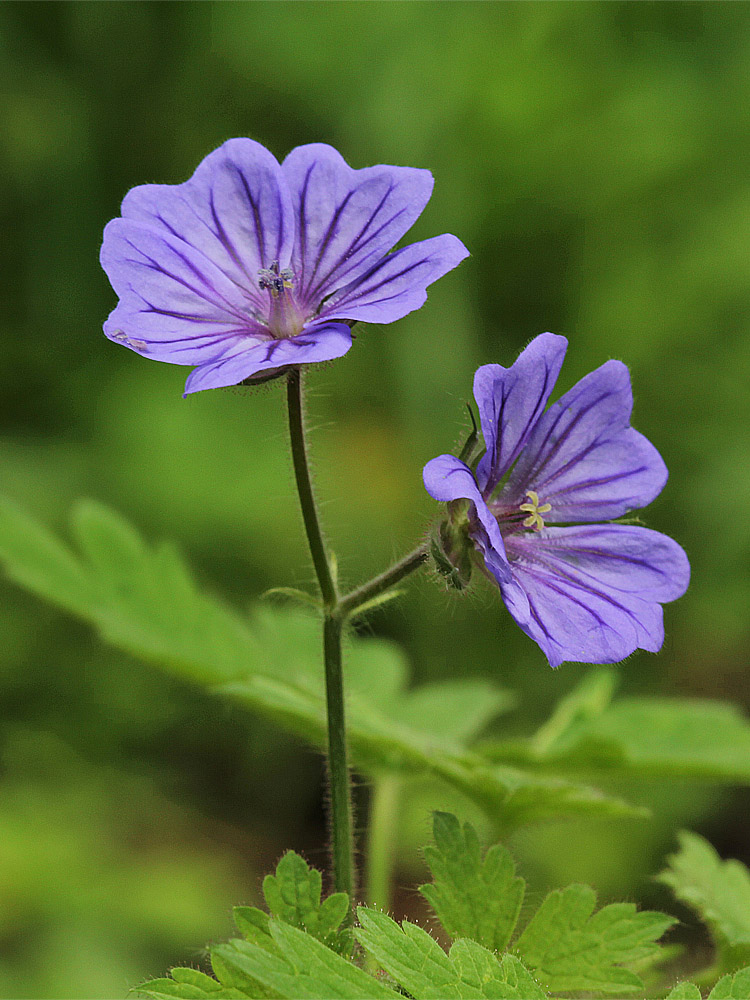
xmin=1 ymin=1 xmax=749 ymax=996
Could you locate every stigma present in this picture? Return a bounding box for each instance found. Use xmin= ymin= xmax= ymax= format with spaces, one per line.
xmin=519 ymin=490 xmax=551 ymax=531
xmin=258 ymin=260 xmax=304 ymax=338
xmin=258 ymin=260 xmax=294 ymax=299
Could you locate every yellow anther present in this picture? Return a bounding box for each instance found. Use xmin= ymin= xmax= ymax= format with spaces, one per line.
xmin=519 ymin=490 xmax=552 ymax=531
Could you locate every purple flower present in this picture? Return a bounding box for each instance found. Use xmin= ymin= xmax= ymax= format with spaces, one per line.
xmin=100 ymin=139 xmax=469 ymax=395
xmin=423 ymin=334 xmax=689 ymax=667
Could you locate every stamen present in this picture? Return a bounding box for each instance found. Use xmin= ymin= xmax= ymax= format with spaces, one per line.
xmin=519 ymin=490 xmax=551 ymax=531
xmin=258 ymin=260 xmax=294 ymax=299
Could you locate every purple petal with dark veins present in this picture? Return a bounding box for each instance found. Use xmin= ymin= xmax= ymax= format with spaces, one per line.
xmin=281 ymin=143 xmax=436 ymax=309
xmin=474 ymin=334 xmax=567 ymax=494
xmin=101 ymin=219 xmax=269 ymax=365
xmin=423 ymin=455 xmax=517 ymax=593
xmin=501 ymin=524 xmax=690 ymax=666
xmin=505 ymin=360 xmax=668 ymax=521
xmin=319 ymin=234 xmax=469 ymax=326
xmin=118 ymin=138 xmax=294 ymax=315
xmin=182 ymin=322 xmax=352 ymax=395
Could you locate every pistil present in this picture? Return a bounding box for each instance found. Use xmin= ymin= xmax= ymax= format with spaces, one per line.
xmin=258 ymin=260 xmax=305 ymax=338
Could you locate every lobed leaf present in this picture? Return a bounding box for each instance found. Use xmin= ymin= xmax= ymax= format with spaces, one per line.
xmin=708 ymin=966 xmax=750 ymax=999
xmin=261 ymin=850 xmax=350 ymax=952
xmin=665 ymin=984 xmax=703 ymax=999
xmin=515 ymin=883 xmax=676 ymax=994
xmin=420 ymin=811 xmax=524 ymax=952
xmin=355 ymin=906 xmax=546 ymax=999
xmin=212 ymin=920 xmax=399 ymax=999
xmin=658 ymin=832 xmax=750 ymax=957
xmin=0 ymin=497 xmax=643 ymax=831
xmin=484 ymin=671 xmax=750 ymax=785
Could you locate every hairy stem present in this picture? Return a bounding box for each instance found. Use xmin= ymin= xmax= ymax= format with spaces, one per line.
xmin=286 ymin=369 xmax=337 ymax=610
xmin=323 ymin=611 xmax=355 ymax=902
xmin=285 ymin=368 xmax=432 ymax=906
xmin=286 ymin=368 xmax=353 ymax=903
xmin=339 ymin=544 xmax=429 ymax=619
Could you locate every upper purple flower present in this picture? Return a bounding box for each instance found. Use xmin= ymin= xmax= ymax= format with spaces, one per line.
xmin=423 ymin=334 xmax=689 ymax=667
xmin=100 ymin=139 xmax=469 ymax=395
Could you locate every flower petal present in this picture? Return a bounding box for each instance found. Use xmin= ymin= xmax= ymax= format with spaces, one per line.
xmin=319 ymin=234 xmax=469 ymax=325
xmin=281 ymin=143 xmax=436 ymax=309
xmin=182 ymin=322 xmax=352 ymax=395
xmin=474 ymin=334 xmax=567 ymax=494
xmin=101 ymin=219 xmax=268 ymax=363
xmin=119 ymin=138 xmax=294 ymax=314
xmin=506 ymin=360 xmax=668 ymax=521
xmin=502 ymin=524 xmax=689 ymax=666
xmin=423 ymin=454 xmax=515 ymax=589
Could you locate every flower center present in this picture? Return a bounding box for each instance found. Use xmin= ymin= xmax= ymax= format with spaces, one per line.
xmin=258 ymin=261 xmax=304 ymax=338
xmin=518 ymin=490 xmax=551 ymax=532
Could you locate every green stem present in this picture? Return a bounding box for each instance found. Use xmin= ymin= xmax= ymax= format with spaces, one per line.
xmin=286 ymin=368 xmax=353 ymax=902
xmin=365 ymin=774 xmax=401 ymax=913
xmin=285 ymin=368 xmax=431 ymax=906
xmin=323 ymin=612 xmax=355 ymax=902
xmin=286 ymin=369 xmax=337 ymax=610
xmin=339 ymin=544 xmax=429 ymax=619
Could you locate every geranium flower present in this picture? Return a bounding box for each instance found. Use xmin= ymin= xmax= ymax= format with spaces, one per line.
xmin=423 ymin=333 xmax=689 ymax=667
xmin=100 ymin=139 xmax=469 ymax=395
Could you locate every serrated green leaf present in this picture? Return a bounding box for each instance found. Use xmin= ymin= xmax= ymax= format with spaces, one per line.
xmin=138 ymin=974 xmax=248 ymax=999
xmin=0 ymin=497 xmax=639 ymax=832
xmin=515 ymin=883 xmax=675 ymax=994
xmin=170 ymin=968 xmax=227 ymax=991
xmin=708 ymin=966 xmax=750 ymax=998
xmin=261 ymin=851 xmax=349 ymax=952
xmin=665 ymin=983 xmax=703 ymax=999
xmin=486 ymin=682 xmax=750 ymax=784
xmin=356 ymin=907 xmax=546 ymax=999
xmin=232 ymin=907 xmax=275 ymax=952
xmin=419 ymin=812 xmax=524 ymax=951
xmin=213 ymin=920 xmax=399 ymax=999
xmin=659 ymin=832 xmax=750 ymax=959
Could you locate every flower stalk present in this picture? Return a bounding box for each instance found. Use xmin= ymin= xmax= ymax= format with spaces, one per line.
xmin=285 ymin=368 xmax=430 ymax=905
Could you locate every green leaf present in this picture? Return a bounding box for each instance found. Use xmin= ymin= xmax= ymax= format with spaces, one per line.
xmin=708 ymin=966 xmax=750 ymax=999
xmin=355 ymin=907 xmax=546 ymax=999
xmin=0 ymin=497 xmax=641 ymax=832
xmin=139 ymin=972 xmax=248 ymax=999
xmin=485 ymin=673 xmax=750 ymax=784
xmin=658 ymin=832 xmax=750 ymax=958
xmin=261 ymin=851 xmax=349 ymax=952
xmin=665 ymin=984 xmax=703 ymax=1000
xmin=213 ymin=920 xmax=400 ymax=999
xmin=419 ymin=812 xmax=524 ymax=951
xmin=515 ymin=883 xmax=676 ymax=994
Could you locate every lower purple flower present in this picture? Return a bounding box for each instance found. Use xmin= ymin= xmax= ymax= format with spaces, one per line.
xmin=423 ymin=334 xmax=689 ymax=667
xmin=100 ymin=139 xmax=468 ymax=396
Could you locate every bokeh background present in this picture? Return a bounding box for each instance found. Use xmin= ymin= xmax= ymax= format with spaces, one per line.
xmin=1 ymin=2 xmax=749 ymax=996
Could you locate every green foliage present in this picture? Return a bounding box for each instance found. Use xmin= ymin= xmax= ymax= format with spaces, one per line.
xmin=483 ymin=671 xmax=750 ymax=784
xmin=355 ymin=907 xmax=545 ymax=999
xmin=665 ymin=984 xmax=703 ymax=1000
xmin=417 ymin=813 xmax=674 ymax=996
xmin=515 ymin=884 xmax=675 ymax=994
xmin=666 ymin=968 xmax=750 ymax=1000
xmin=419 ymin=811 xmax=524 ymax=952
xmin=212 ymin=922 xmax=400 ymax=1000
xmin=260 ymin=851 xmax=350 ymax=953
xmin=141 ymin=812 xmax=696 ymax=1000
xmin=707 ymin=967 xmax=750 ymax=999
xmin=0 ymin=497 xmax=646 ymax=831
xmin=659 ymin=832 xmax=750 ymax=967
